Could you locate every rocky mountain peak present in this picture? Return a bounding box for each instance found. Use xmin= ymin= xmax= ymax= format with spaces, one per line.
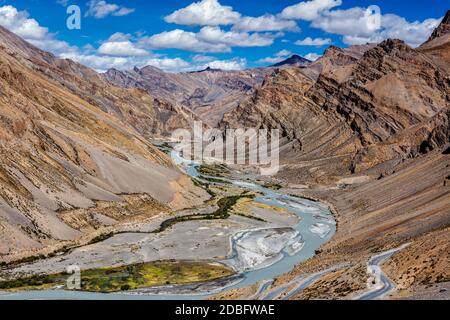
xmin=428 ymin=10 xmax=450 ymax=41
xmin=272 ymin=54 xmax=311 ymax=68
xmin=378 ymin=38 xmax=411 ymax=52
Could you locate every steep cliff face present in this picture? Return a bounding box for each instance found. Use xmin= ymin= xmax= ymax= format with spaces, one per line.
xmin=0 ymin=26 xmax=208 ymax=259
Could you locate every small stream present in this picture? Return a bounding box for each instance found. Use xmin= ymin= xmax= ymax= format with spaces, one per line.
xmin=0 ymin=151 xmax=335 ymax=300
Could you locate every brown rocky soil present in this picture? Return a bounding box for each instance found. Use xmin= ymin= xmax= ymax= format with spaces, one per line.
xmin=0 ymin=25 xmax=209 ymax=262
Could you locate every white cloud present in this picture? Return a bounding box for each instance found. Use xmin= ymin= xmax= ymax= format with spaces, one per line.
xmin=256 ymin=56 xmax=285 ymax=64
xmin=0 ymin=5 xmax=79 ymax=56
xmin=198 ymin=26 xmax=279 ymax=47
xmin=97 ymin=33 xmax=149 ymax=57
xmin=141 ymin=27 xmax=278 ymax=53
xmin=304 ymin=52 xmax=321 ymax=61
xmin=204 ymin=57 xmax=247 ymax=70
xmin=311 ymin=7 xmax=378 ymax=38
xmin=98 ymin=41 xmax=148 ymax=57
xmin=140 ymin=29 xmax=230 ymax=53
xmin=281 ymin=0 xmax=342 ymax=21
xmin=106 ymin=32 xmax=132 ymax=42
xmin=85 ymin=0 xmax=134 ymax=19
xmin=0 ymin=5 xmax=48 ymax=40
xmin=192 ymin=54 xmax=215 ymax=63
xmin=295 ymin=37 xmax=332 ymax=46
xmin=165 ymin=0 xmax=240 ymax=26
xmin=275 ymin=49 xmax=292 ymax=57
xmin=56 ymin=0 xmax=69 ymax=7
xmin=0 ymin=4 xmax=249 ymax=73
xmin=114 ymin=7 xmax=135 ymax=17
xmin=312 ymin=7 xmax=441 ymax=47
xmin=369 ymin=14 xmax=439 ymax=47
xmin=61 ymin=52 xmax=131 ymax=72
xmin=145 ymin=57 xmax=191 ymax=72
xmin=233 ymin=14 xmax=299 ymax=32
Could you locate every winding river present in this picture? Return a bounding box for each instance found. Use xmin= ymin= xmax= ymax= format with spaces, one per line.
xmin=0 ymin=151 xmax=336 ymax=300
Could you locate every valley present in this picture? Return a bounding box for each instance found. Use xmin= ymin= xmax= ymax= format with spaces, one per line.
xmin=0 ymin=7 xmax=449 ymax=301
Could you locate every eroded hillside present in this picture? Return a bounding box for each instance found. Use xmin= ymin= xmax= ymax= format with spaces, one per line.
xmin=0 ymin=26 xmax=209 ymax=261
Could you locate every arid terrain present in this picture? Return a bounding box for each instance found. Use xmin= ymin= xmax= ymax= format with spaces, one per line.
xmin=0 ymin=24 xmax=209 ymax=263
xmin=213 ymin=10 xmax=450 ymax=300
xmin=0 ymin=7 xmax=449 ymax=300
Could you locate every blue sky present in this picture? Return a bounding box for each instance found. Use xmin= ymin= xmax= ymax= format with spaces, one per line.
xmin=0 ymin=0 xmax=447 ymax=72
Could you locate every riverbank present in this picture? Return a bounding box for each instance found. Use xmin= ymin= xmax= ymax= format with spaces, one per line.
xmin=212 ymin=150 xmax=449 ymax=300
xmin=0 ymin=149 xmax=337 ymax=299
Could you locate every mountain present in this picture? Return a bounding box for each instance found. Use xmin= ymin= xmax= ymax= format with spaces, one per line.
xmin=427 ymin=10 xmax=450 ymax=42
xmin=221 ymin=38 xmax=449 ymax=184
xmin=104 ymin=66 xmax=272 ymax=127
xmin=272 ymin=54 xmax=311 ymax=68
xmin=0 ymin=9 xmax=449 ymax=300
xmin=419 ymin=10 xmax=450 ymax=71
xmin=217 ymin=13 xmax=450 ymax=300
xmin=0 ymin=26 xmax=208 ymax=260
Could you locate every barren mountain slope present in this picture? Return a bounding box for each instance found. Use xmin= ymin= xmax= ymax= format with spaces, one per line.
xmin=220 ymin=36 xmax=449 ymax=186
xmin=0 ymin=27 xmax=208 ymax=261
xmin=0 ymin=26 xmax=195 ymax=137
xmin=105 ymin=65 xmax=272 ymax=127
xmin=214 ymin=12 xmax=450 ymax=300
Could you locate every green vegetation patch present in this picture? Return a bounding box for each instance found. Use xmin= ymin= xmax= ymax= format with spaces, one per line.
xmin=154 ymin=142 xmax=172 ymax=154
xmin=0 ymin=261 xmax=233 ymax=293
xmin=262 ymin=182 xmax=283 ymax=190
xmin=199 ymin=176 xmax=232 ymax=185
xmin=153 ymin=194 xmax=255 ymax=233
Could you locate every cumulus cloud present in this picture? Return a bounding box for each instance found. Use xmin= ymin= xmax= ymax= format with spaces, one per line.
xmin=304 ymin=52 xmax=321 ymax=61
xmin=141 ymin=27 xmax=279 ymax=53
xmin=165 ymin=0 xmax=240 ymax=26
xmin=312 ymin=7 xmax=441 ymax=47
xmin=0 ymin=5 xmax=79 ymax=56
xmin=0 ymin=4 xmax=249 ymax=73
xmin=275 ymin=49 xmax=292 ymax=57
xmin=281 ymin=0 xmax=342 ymax=21
xmin=97 ymin=32 xmax=149 ymax=57
xmin=98 ymin=41 xmax=148 ymax=57
xmin=56 ymin=0 xmax=69 ymax=7
xmin=204 ymin=57 xmax=247 ymax=70
xmin=140 ymin=29 xmax=230 ymax=53
xmin=85 ymin=0 xmax=135 ymax=19
xmin=311 ymin=7 xmax=379 ymax=38
xmin=0 ymin=5 xmax=48 ymax=40
xmin=61 ymin=52 xmax=131 ymax=72
xmin=232 ymin=14 xmax=299 ymax=32
xmin=145 ymin=57 xmax=191 ymax=72
xmin=295 ymin=37 xmax=332 ymax=46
